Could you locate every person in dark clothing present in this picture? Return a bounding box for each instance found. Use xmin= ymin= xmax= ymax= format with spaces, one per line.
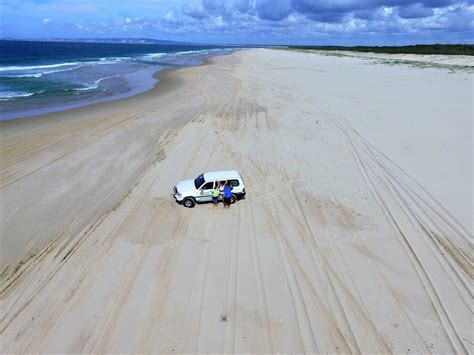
xmin=223 ymin=183 xmax=233 ymax=209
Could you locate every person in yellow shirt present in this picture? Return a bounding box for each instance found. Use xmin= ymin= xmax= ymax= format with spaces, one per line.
xmin=212 ymin=186 xmax=220 ymax=207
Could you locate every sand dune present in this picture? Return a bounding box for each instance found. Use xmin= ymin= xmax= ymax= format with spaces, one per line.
xmin=311 ymin=49 xmax=474 ymax=67
xmin=1 ymin=49 xmax=472 ymax=353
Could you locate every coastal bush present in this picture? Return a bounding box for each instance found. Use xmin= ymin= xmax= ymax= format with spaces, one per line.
xmin=288 ymin=44 xmax=474 ymax=56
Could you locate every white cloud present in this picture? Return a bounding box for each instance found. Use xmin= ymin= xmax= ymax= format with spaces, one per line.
xmin=32 ymin=0 xmax=473 ymax=44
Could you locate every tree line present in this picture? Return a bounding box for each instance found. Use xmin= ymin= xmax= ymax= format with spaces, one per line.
xmin=288 ymin=44 xmax=474 ymax=56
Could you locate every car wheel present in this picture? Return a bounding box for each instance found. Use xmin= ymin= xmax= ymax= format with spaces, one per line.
xmin=183 ymin=198 xmax=195 ymax=208
xmin=230 ymin=194 xmax=237 ymax=204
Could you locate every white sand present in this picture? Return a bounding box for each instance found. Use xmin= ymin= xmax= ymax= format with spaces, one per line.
xmin=1 ymin=49 xmax=472 ymax=353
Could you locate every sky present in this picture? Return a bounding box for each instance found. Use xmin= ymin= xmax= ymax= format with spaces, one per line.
xmin=1 ymin=0 xmax=473 ymax=45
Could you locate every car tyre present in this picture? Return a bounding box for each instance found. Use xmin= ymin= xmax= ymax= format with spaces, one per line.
xmin=183 ymin=198 xmax=195 ymax=208
xmin=230 ymin=194 xmax=237 ymax=204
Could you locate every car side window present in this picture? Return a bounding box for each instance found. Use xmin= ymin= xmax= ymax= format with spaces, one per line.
xmin=202 ymin=182 xmax=214 ymax=190
xmin=229 ymin=179 xmax=240 ymax=187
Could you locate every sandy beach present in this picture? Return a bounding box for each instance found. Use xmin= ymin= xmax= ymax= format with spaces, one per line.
xmin=1 ymin=49 xmax=472 ymax=353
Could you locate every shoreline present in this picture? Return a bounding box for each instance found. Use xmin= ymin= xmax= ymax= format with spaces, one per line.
xmin=1 ymin=65 xmax=182 ymax=126
xmin=0 ymin=55 xmax=219 ymax=277
xmin=0 ymin=54 xmax=218 ymax=123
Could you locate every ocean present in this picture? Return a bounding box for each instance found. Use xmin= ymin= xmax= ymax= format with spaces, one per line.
xmin=0 ymin=40 xmax=235 ymax=121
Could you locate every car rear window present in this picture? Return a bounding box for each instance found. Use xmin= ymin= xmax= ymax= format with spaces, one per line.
xmin=229 ymin=179 xmax=240 ymax=187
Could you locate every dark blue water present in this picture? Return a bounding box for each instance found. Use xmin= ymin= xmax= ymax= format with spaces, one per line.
xmin=0 ymin=40 xmax=236 ymax=120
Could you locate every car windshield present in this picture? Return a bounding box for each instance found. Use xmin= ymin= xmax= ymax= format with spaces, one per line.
xmin=194 ymin=174 xmax=205 ymax=189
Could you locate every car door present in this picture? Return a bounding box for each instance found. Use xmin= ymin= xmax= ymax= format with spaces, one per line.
xmin=196 ymin=181 xmax=215 ymax=202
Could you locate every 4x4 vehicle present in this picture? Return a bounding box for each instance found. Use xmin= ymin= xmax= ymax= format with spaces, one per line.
xmin=173 ymin=170 xmax=246 ymax=208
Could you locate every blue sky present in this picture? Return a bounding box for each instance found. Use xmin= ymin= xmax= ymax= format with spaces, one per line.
xmin=1 ymin=0 xmax=473 ymax=45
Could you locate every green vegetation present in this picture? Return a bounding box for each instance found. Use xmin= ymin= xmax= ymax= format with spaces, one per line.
xmin=288 ymin=44 xmax=474 ymax=56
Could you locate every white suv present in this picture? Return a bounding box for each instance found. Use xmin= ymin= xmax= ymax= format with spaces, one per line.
xmin=173 ymin=170 xmax=246 ymax=208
